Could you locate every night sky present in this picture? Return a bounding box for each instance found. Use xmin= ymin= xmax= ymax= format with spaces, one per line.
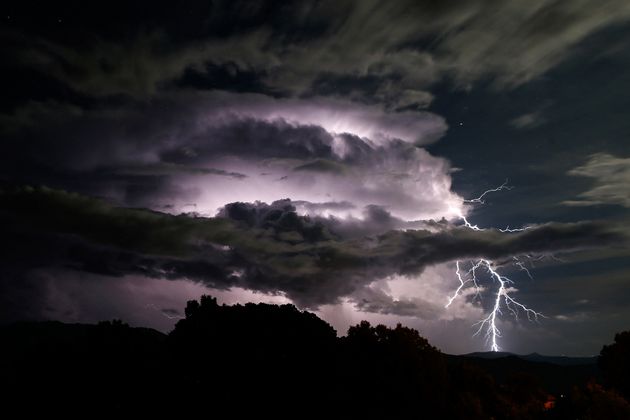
xmin=2 ymin=0 xmax=629 ymax=355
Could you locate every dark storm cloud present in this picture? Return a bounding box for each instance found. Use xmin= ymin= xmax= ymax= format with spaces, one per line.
xmin=5 ymin=0 xmax=627 ymax=221
xmin=349 ymin=286 xmax=445 ymax=320
xmin=291 ymin=200 xmax=356 ymax=213
xmin=1 ymin=186 xmax=626 ymax=313
xmin=6 ymin=0 xmax=630 ymax=110
xmin=0 ymin=90 xmax=441 ymax=163
xmin=312 ymin=204 xmax=448 ymax=240
xmin=0 ymin=91 xmax=454 ymax=219
xmin=4 ymin=0 xmax=627 ymax=222
xmin=111 ymin=163 xmax=247 ymax=180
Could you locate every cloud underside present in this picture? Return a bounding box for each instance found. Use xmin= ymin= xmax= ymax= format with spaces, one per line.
xmin=1 ymin=187 xmax=626 ymax=320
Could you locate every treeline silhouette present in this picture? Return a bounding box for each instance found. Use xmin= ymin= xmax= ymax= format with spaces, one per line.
xmin=2 ymin=295 xmax=630 ymax=419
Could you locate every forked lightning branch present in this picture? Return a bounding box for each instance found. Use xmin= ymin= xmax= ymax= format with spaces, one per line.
xmin=446 ymin=181 xmax=545 ymax=351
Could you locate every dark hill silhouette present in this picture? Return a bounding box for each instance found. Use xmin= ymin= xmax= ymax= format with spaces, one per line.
xmin=457 ymin=351 xmax=600 ymax=396
xmin=463 ymin=351 xmax=598 ymax=366
xmin=450 ymin=353 xmax=599 ymax=395
xmin=1 ymin=296 xmax=629 ymax=419
xmin=521 ymin=352 xmax=597 ymax=366
xmin=2 ymin=319 xmax=169 ymax=415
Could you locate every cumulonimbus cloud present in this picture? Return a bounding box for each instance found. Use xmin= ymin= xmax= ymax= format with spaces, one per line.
xmin=1 ymin=186 xmax=626 ymax=314
xmin=0 ymin=91 xmax=458 ymax=221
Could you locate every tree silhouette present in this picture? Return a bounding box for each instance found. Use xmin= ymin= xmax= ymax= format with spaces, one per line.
xmin=340 ymin=321 xmax=448 ymax=417
xmin=599 ymin=330 xmax=630 ymax=399
xmin=569 ymin=381 xmax=630 ymax=419
xmin=1 ymin=296 xmax=624 ymax=418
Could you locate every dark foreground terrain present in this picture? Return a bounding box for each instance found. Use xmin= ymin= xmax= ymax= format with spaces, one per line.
xmin=2 ymin=296 xmax=630 ymax=419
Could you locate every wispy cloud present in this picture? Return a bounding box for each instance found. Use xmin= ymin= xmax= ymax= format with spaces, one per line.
xmin=564 ymin=153 xmax=630 ymax=207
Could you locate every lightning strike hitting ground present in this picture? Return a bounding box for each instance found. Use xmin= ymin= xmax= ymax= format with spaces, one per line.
xmin=447 ymin=183 xmax=544 ymax=351
xmin=471 ymin=260 xmax=543 ymax=351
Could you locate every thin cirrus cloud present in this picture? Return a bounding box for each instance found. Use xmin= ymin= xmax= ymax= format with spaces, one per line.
xmin=563 ymin=153 xmax=630 ymax=208
xmin=11 ymin=1 xmax=630 ymax=100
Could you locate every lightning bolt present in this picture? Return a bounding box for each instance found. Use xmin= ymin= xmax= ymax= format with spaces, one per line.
xmin=447 ymin=182 xmax=544 ymax=352
xmin=463 ymin=179 xmax=512 ymax=204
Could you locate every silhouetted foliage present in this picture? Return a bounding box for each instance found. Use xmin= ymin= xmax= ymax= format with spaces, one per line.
xmin=167 ymin=295 xmax=339 ymax=411
xmin=599 ymin=330 xmax=630 ymax=399
xmin=568 ymin=381 xmax=630 ymax=419
xmin=1 ymin=296 xmax=628 ymax=418
xmin=339 ymin=321 xmax=448 ymax=417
